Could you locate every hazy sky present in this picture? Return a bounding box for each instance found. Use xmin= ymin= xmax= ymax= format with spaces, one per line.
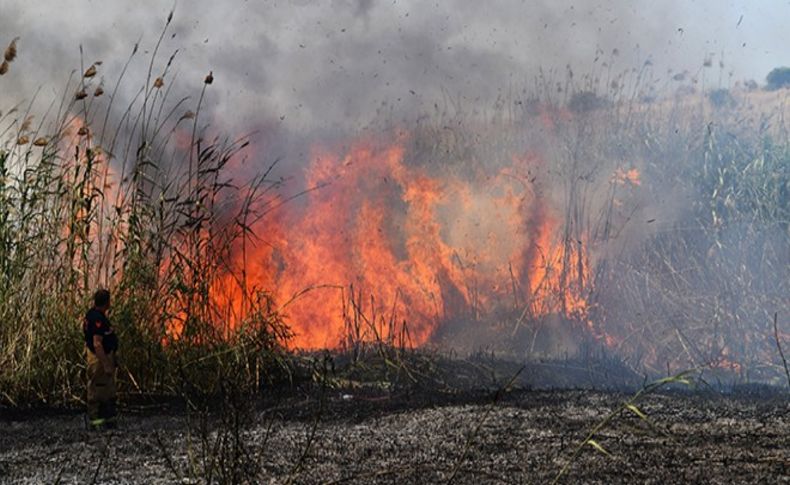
xmin=2 ymin=0 xmax=789 ymax=136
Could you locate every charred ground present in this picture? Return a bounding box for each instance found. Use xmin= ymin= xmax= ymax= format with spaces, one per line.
xmin=2 ymin=383 xmax=788 ymax=484
xmin=2 ymin=354 xmax=788 ymax=484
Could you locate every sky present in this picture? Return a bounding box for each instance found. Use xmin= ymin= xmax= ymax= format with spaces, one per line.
xmin=1 ymin=0 xmax=789 ymax=139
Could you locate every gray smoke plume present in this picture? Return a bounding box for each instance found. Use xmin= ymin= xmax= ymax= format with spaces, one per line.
xmin=0 ymin=0 xmax=785 ymax=141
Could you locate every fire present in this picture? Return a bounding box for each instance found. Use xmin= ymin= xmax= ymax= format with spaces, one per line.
xmin=214 ymin=135 xmax=595 ymax=349
xmin=613 ymin=167 xmax=641 ymax=186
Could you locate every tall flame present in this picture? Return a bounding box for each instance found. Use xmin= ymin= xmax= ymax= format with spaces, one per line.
xmin=218 ymin=135 xmax=593 ymax=349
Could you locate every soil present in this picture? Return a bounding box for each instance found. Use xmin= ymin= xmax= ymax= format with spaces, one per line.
xmin=1 ymin=385 xmax=788 ymax=484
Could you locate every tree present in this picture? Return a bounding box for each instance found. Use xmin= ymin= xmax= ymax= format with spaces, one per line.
xmin=766 ymin=67 xmax=790 ymax=90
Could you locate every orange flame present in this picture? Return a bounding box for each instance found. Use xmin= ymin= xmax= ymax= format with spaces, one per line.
xmin=613 ymin=167 xmax=641 ymax=186
xmin=211 ymin=135 xmax=595 ymax=349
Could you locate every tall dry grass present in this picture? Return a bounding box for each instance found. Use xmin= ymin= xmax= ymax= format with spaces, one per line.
xmin=386 ymin=57 xmax=790 ymax=383
xmin=1 ymin=24 xmax=788 ymax=410
xmin=0 ymin=16 xmax=290 ymax=407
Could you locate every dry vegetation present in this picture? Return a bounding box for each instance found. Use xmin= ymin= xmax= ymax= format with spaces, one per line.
xmin=1 ymin=18 xmax=788 ymax=408
xmin=0 ymin=16 xmax=292 ymax=407
xmin=400 ymin=60 xmax=790 ymax=383
xmin=0 ymin=13 xmax=789 ymax=485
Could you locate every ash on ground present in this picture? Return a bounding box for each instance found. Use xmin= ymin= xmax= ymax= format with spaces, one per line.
xmin=2 ymin=370 xmax=788 ymax=484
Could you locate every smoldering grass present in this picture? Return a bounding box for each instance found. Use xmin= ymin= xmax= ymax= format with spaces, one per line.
xmin=774 ymin=313 xmax=790 ymax=389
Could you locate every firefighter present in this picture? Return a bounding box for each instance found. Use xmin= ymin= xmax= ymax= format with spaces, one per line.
xmin=84 ymin=289 xmax=119 ymax=429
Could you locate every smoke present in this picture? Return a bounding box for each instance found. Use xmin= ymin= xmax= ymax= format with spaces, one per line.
xmin=1 ymin=0 xmax=784 ymax=140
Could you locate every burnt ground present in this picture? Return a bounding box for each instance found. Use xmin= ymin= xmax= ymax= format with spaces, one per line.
xmin=1 ymin=384 xmax=788 ymax=484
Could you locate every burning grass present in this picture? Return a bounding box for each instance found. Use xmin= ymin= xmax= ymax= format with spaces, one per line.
xmin=0 ymin=20 xmax=292 ymax=405
xmin=0 ymin=13 xmax=789 ymax=414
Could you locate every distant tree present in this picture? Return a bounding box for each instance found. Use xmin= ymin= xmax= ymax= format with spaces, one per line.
xmin=765 ymin=67 xmax=790 ymax=90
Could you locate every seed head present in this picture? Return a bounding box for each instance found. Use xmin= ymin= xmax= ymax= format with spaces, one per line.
xmin=0 ymin=61 xmax=8 ymax=75
xmin=75 ymin=90 xmax=88 ymax=100
xmin=94 ymin=86 xmax=104 ymax=97
xmin=204 ymin=71 xmax=213 ymax=85
xmin=78 ymin=126 xmax=90 ymax=136
xmin=4 ymin=38 xmax=17 ymax=62
xmin=84 ymin=65 xmax=97 ymax=78
xmin=154 ymin=77 xmax=164 ymax=89
xmin=16 ymin=135 xmax=29 ymax=145
xmin=33 ymin=137 xmax=48 ymax=147
xmin=20 ymin=116 xmax=32 ymax=132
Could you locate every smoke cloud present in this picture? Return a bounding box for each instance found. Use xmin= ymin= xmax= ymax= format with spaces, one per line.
xmin=1 ymin=0 xmax=787 ymax=141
